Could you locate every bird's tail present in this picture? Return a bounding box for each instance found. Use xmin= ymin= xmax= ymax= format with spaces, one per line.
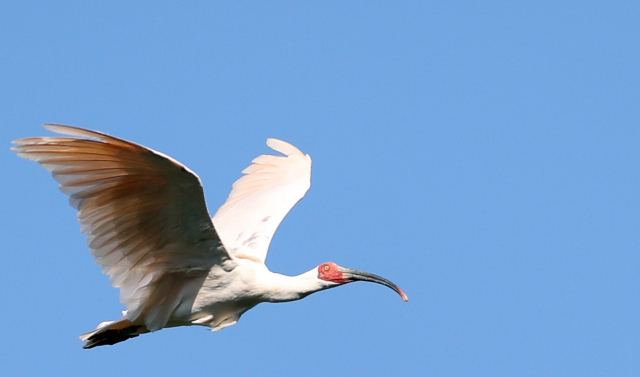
xmin=80 ymin=319 xmax=148 ymax=349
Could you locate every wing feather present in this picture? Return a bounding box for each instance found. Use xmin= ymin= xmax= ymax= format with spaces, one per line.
xmin=212 ymin=138 xmax=312 ymax=263
xmin=12 ymin=124 xmax=231 ymax=331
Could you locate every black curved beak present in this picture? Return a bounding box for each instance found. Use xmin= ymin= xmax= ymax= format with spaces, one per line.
xmin=340 ymin=267 xmax=409 ymax=302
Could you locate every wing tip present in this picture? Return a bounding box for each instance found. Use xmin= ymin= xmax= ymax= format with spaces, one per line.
xmin=43 ymin=124 xmax=110 ymax=141
xmin=11 ymin=124 xmax=112 ymax=150
xmin=43 ymin=123 xmax=76 ymax=134
xmin=266 ymin=138 xmax=305 ymax=156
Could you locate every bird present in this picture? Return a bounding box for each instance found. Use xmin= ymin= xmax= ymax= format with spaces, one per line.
xmin=12 ymin=124 xmax=408 ymax=349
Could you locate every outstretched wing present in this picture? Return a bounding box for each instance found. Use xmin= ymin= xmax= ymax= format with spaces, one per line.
xmin=12 ymin=125 xmax=230 ymax=331
xmin=212 ymin=138 xmax=312 ymax=263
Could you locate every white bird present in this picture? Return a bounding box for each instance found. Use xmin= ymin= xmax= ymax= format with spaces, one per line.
xmin=12 ymin=124 xmax=408 ymax=349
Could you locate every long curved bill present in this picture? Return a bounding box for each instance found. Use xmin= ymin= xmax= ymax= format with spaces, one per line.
xmin=340 ymin=267 xmax=409 ymax=302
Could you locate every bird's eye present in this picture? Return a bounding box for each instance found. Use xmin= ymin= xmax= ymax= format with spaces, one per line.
xmin=324 ymin=265 xmax=330 ymax=271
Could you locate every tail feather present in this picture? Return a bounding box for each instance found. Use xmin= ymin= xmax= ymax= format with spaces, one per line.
xmin=80 ymin=319 xmax=147 ymax=349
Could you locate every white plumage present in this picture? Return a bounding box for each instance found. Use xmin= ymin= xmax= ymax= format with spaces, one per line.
xmin=12 ymin=125 xmax=407 ymax=349
xmin=213 ymin=137 xmax=312 ymax=262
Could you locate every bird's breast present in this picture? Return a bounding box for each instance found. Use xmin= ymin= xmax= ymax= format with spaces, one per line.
xmin=184 ymin=261 xmax=266 ymax=329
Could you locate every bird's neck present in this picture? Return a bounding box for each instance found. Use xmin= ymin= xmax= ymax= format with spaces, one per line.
xmin=261 ymin=268 xmax=333 ymax=303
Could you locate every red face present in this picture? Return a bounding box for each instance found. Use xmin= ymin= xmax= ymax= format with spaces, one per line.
xmin=317 ymin=262 xmax=352 ymax=284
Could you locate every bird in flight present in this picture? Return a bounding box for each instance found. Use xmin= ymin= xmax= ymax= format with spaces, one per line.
xmin=12 ymin=125 xmax=408 ymax=349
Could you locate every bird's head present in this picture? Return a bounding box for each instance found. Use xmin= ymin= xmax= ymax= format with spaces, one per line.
xmin=317 ymin=262 xmax=408 ymax=301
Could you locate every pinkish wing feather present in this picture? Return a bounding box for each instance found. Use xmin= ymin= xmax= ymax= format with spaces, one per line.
xmin=212 ymin=138 xmax=312 ymax=263
xmin=12 ymin=125 xmax=230 ymax=331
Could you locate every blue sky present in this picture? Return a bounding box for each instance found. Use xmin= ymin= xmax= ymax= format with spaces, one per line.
xmin=2 ymin=2 xmax=639 ymax=376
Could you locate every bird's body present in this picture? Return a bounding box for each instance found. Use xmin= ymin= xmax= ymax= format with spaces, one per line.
xmin=12 ymin=125 xmax=407 ymax=348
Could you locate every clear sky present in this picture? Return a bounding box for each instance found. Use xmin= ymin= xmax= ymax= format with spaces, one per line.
xmin=1 ymin=2 xmax=639 ymax=376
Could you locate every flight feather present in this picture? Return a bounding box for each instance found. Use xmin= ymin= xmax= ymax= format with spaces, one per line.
xmin=12 ymin=125 xmax=230 ymax=331
xmin=212 ymin=138 xmax=312 ymax=263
